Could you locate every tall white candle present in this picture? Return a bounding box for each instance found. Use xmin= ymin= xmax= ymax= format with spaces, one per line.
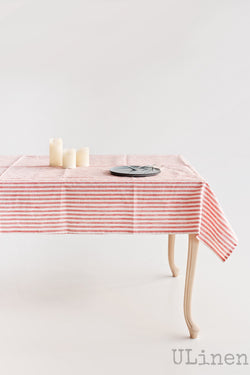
xmin=49 ymin=138 xmax=63 ymax=167
xmin=76 ymin=147 xmax=89 ymax=167
xmin=63 ymin=149 xmax=76 ymax=169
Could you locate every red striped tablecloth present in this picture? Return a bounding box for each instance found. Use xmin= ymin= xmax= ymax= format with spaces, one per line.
xmin=0 ymin=155 xmax=237 ymax=261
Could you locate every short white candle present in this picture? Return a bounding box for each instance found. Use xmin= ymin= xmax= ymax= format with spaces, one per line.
xmin=76 ymin=147 xmax=89 ymax=167
xmin=63 ymin=149 xmax=76 ymax=169
xmin=49 ymin=138 xmax=63 ymax=167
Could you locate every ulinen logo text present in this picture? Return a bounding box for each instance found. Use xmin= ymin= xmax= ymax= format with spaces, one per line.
xmin=172 ymin=349 xmax=248 ymax=366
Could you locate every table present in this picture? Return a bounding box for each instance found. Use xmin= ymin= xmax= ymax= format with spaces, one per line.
xmin=0 ymin=154 xmax=238 ymax=338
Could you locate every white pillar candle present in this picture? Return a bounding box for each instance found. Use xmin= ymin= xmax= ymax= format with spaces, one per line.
xmin=76 ymin=147 xmax=89 ymax=167
xmin=63 ymin=149 xmax=76 ymax=169
xmin=49 ymin=138 xmax=63 ymax=167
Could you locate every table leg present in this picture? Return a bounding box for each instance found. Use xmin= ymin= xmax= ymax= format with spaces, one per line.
xmin=168 ymin=234 xmax=179 ymax=277
xmin=184 ymin=234 xmax=199 ymax=339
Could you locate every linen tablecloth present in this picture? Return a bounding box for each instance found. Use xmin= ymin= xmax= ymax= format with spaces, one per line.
xmin=0 ymin=155 xmax=237 ymax=261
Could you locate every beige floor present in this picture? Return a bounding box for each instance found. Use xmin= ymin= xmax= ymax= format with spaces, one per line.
xmin=0 ymin=234 xmax=248 ymax=375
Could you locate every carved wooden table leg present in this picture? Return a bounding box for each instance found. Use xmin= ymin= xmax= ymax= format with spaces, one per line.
xmin=168 ymin=234 xmax=179 ymax=277
xmin=184 ymin=234 xmax=199 ymax=339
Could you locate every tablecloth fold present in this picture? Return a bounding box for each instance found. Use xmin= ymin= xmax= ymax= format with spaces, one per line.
xmin=197 ymin=182 xmax=237 ymax=261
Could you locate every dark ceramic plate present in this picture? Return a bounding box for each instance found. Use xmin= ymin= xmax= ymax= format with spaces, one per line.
xmin=110 ymin=165 xmax=161 ymax=177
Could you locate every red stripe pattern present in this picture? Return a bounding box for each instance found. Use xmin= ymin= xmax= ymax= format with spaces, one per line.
xmin=197 ymin=182 xmax=237 ymax=261
xmin=0 ymin=155 xmax=238 ymax=261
